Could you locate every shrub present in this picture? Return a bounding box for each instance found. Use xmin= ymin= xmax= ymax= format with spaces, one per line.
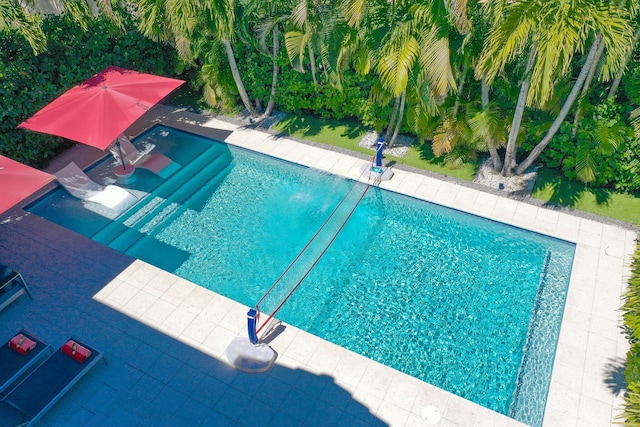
xmin=523 ymin=99 xmax=640 ymax=193
xmin=621 ymin=240 xmax=640 ymax=425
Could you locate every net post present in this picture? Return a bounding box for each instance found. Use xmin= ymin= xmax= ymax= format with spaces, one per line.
xmin=375 ymin=137 xmax=385 ymax=166
xmin=247 ymin=308 xmax=259 ymax=344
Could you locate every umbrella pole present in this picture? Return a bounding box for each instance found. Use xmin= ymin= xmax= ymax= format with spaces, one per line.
xmin=116 ymin=141 xmax=126 ymax=170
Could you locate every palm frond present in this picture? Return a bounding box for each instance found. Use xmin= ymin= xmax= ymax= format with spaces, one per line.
xmin=135 ymin=0 xmax=165 ymax=41
xmin=284 ymin=30 xmax=310 ymax=72
xmin=341 ymin=0 xmax=368 ymax=28
xmin=432 ymin=119 xmax=455 ymax=156
xmin=596 ymin=2 xmax=635 ymax=81
xmin=377 ymin=25 xmax=419 ymax=96
xmin=417 ymin=25 xmax=456 ymax=99
xmin=475 ymin=0 xmax=537 ymax=83
xmin=255 ymin=18 xmax=279 ymax=55
xmin=447 ymin=0 xmax=471 ymax=33
xmin=60 ymin=0 xmax=94 ymax=31
xmin=526 ymin=16 xmax=584 ymax=106
xmin=406 ymin=101 xmax=440 ymax=139
xmin=575 ymin=150 xmax=596 ymax=183
xmin=407 ymin=72 xmax=441 ymax=118
xmin=432 ymin=116 xmax=473 ymax=157
xmin=0 ymin=0 xmax=46 ymax=54
xmin=378 ymin=42 xmax=419 ymax=95
xmin=468 ymin=103 xmax=508 ymax=149
xmin=632 ymin=107 xmax=640 ymax=138
xmin=594 ymin=120 xmax=629 ymax=155
xmin=289 ymin=0 xmax=308 ymax=29
xmin=166 ymin=0 xmax=200 ymax=36
xmin=198 ymin=0 xmax=234 ymax=39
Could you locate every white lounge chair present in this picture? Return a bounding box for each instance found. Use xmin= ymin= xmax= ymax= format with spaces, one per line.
xmin=109 ymin=135 xmax=179 ymax=178
xmin=54 ymin=162 xmax=137 ymax=214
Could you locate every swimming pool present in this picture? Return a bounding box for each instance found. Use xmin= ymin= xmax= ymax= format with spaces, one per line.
xmin=28 ymin=125 xmax=575 ymax=427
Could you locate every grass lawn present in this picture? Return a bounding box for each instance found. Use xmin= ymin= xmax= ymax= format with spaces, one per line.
xmin=272 ymin=114 xmax=640 ymax=226
xmin=273 ymin=115 xmax=477 ymax=181
xmin=532 ymin=168 xmax=640 ymax=225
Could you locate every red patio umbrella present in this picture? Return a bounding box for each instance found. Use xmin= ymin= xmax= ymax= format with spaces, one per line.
xmin=17 ymin=66 xmax=185 ymax=151
xmin=0 ymin=155 xmax=54 ymax=215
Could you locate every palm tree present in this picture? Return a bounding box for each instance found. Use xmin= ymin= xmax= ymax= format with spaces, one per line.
xmin=135 ymin=0 xmax=260 ymax=118
xmin=478 ymin=0 xmax=632 ymax=177
xmin=571 ymin=0 xmax=638 ymax=138
xmin=284 ymin=0 xmax=349 ymax=87
xmin=607 ymin=0 xmax=640 ymax=99
xmin=240 ymin=0 xmax=297 ymax=118
xmin=341 ymin=0 xmax=457 ymax=148
xmin=429 ymin=0 xmax=507 ymax=170
xmin=607 ymin=25 xmax=640 ymax=99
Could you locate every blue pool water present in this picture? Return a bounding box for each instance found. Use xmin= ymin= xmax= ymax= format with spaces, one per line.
xmin=28 ymin=125 xmax=575 ymax=427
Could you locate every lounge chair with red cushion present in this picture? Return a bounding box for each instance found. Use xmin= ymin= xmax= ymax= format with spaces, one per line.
xmin=0 ymin=330 xmax=52 ymax=395
xmin=0 ymin=338 xmax=105 ymax=426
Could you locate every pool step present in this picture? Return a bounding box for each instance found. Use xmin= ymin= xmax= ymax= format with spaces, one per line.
xmin=106 ymin=150 xmax=234 ymax=252
xmin=92 ymin=144 xmax=222 ymax=243
xmin=124 ymin=159 xmax=236 ymax=257
xmin=92 ymin=143 xmax=234 ymax=249
xmin=94 ymin=142 xmax=220 ymax=235
xmin=105 ymin=153 xmax=234 ymax=252
xmin=508 ymin=249 xmax=552 ymax=418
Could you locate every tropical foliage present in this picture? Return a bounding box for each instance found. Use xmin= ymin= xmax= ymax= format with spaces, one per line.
xmin=621 ymin=240 xmax=640 ymax=426
xmin=2 ymin=0 xmax=640 ymax=192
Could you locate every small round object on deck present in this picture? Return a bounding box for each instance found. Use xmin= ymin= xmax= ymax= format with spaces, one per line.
xmin=421 ymin=405 xmax=442 ymax=424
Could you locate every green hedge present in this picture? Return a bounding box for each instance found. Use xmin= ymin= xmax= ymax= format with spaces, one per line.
xmin=238 ymin=46 xmax=387 ymax=130
xmin=0 ymin=13 xmax=182 ymax=168
xmin=621 ymin=239 xmax=640 ymax=425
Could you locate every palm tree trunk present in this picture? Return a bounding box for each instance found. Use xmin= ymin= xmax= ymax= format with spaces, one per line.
xmin=308 ymin=43 xmax=318 ymax=85
xmin=501 ymin=42 xmax=537 ymax=177
xmin=515 ymin=36 xmax=601 ymax=175
xmin=384 ymin=96 xmax=400 ymax=143
xmin=452 ymin=63 xmax=467 ymax=117
xmin=608 ymin=26 xmax=640 ymax=99
xmin=224 ymin=39 xmax=260 ymax=119
xmin=482 ymin=77 xmax=503 ymax=171
xmin=262 ymin=24 xmax=280 ymax=118
xmin=571 ymin=33 xmax=605 ymax=138
xmin=388 ymin=90 xmax=406 ymax=149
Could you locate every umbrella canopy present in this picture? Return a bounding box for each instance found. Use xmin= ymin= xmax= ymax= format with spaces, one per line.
xmin=17 ymin=66 xmax=185 ymax=150
xmin=0 ymin=155 xmax=54 ymax=215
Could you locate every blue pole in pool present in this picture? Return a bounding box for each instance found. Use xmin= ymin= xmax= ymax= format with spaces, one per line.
xmin=247 ymin=308 xmax=259 ymax=344
xmin=375 ymin=137 xmax=385 ymax=167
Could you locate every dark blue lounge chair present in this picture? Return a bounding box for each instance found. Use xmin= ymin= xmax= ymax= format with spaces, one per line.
xmin=0 ymin=330 xmax=53 ymax=395
xmin=0 ymin=338 xmax=104 ymax=427
xmin=0 ymin=265 xmax=33 ymax=312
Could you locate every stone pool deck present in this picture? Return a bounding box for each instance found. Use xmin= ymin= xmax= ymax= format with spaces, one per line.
xmin=0 ymin=104 xmax=637 ymax=426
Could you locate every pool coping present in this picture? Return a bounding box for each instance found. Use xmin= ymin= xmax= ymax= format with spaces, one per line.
xmin=7 ymin=104 xmax=638 ymax=426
